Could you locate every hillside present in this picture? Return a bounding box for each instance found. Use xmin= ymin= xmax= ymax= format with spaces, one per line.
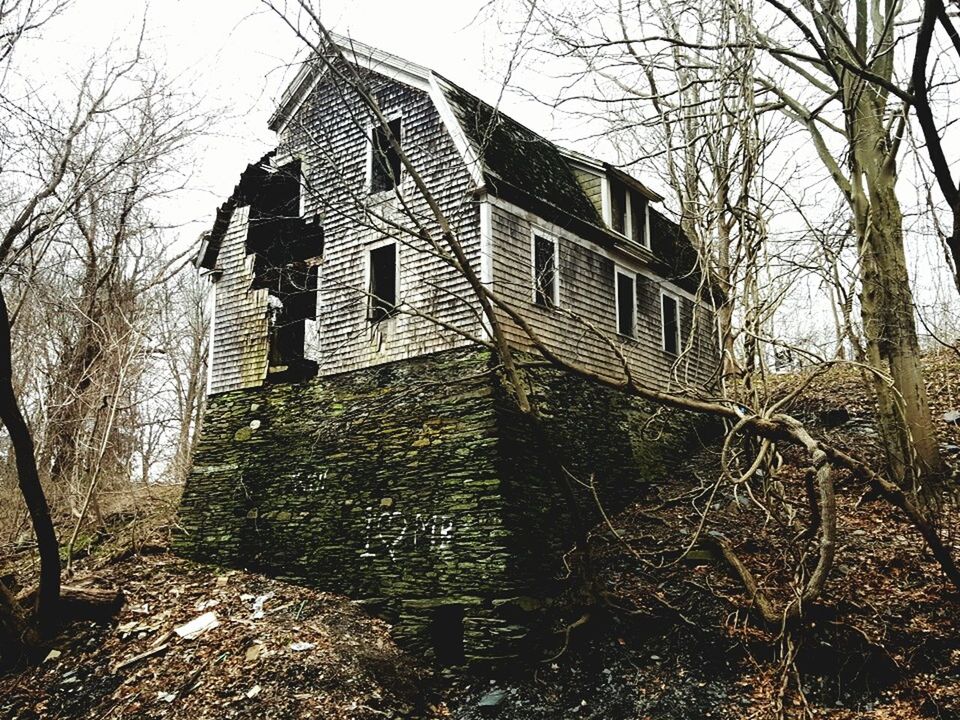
xmin=3 ymin=352 xmax=960 ymax=719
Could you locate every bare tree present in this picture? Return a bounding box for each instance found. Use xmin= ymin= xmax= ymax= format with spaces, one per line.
xmin=0 ymin=5 xmax=204 ymax=664
xmin=741 ymin=0 xmax=947 ymax=484
xmin=912 ymin=0 xmax=960 ymax=293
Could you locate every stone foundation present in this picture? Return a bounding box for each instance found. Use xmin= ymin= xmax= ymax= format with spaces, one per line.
xmin=175 ymin=348 xmax=705 ymax=660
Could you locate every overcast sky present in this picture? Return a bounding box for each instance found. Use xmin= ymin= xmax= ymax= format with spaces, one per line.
xmin=21 ymin=0 xmax=551 ymax=253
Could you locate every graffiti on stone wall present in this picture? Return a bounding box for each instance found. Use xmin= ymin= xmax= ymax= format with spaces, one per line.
xmin=360 ymin=508 xmax=455 ymax=562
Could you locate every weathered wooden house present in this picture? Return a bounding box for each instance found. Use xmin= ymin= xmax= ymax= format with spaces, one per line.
xmin=177 ymin=36 xmax=719 ymax=662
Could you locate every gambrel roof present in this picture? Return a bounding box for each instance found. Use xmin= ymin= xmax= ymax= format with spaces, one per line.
xmin=438 ymin=77 xmax=603 ymax=228
xmin=209 ymin=34 xmax=704 ymax=293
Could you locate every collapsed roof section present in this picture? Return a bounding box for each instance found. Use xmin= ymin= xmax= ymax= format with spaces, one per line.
xmin=195 ymin=153 xmax=322 ymax=273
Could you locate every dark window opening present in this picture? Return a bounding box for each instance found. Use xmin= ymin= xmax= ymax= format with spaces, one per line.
xmin=533 ymin=234 xmax=557 ymax=307
xmin=616 ymin=271 xmax=636 ymax=338
xmin=662 ymin=293 xmax=680 ymax=354
xmin=431 ymin=604 xmax=465 ymax=666
xmin=266 ymin=264 xmax=318 ymax=377
xmin=631 ymin=195 xmax=648 ymax=247
xmin=370 ymin=117 xmax=402 ymax=194
xmin=241 ymin=156 xmax=321 ymax=381
xmin=610 ymin=182 xmax=627 ymax=235
xmin=369 ymin=243 xmax=398 ymax=322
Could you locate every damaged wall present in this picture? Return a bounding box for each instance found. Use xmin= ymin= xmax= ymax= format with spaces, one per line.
xmin=208 ymin=205 xmax=271 ymax=393
xmin=175 ymin=348 xmax=709 ymax=660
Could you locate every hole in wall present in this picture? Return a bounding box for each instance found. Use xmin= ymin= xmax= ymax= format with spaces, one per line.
xmin=431 ymin=604 xmax=465 ymax=666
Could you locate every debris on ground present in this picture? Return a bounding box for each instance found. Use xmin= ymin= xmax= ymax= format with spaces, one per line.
xmin=0 ymin=554 xmax=421 ymax=719
xmin=3 ymin=352 xmax=960 ymax=718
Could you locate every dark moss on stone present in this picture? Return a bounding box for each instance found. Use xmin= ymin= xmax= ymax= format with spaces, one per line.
xmin=175 ymin=348 xmax=708 ymax=660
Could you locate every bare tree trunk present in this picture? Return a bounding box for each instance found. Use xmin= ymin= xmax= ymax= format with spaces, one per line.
xmin=0 ymin=287 xmax=60 ymax=639
xmin=912 ymin=0 xmax=960 ymax=295
xmin=852 ymin=122 xmax=945 ymax=482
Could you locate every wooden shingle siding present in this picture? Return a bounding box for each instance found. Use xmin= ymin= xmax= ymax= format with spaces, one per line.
xmin=206 ymin=59 xmax=718 ymax=396
xmin=573 ymin=169 xmax=603 ymax=217
xmin=279 ymin=68 xmax=483 ymax=375
xmin=209 ymin=206 xmax=270 ymax=394
xmin=489 ymin=198 xmax=718 ymax=392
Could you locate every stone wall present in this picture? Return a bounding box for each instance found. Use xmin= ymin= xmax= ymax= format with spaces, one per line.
xmin=176 ymin=348 xmax=707 ymax=660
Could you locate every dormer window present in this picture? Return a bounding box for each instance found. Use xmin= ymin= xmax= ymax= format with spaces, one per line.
xmin=369 ymin=116 xmax=402 ymax=194
xmin=611 ymin=183 xmax=628 ymax=236
xmin=632 ymin=195 xmax=649 ymax=248
xmin=606 ymin=179 xmax=650 ymax=249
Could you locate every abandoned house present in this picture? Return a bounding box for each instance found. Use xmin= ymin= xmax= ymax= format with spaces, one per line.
xmin=176 ymin=36 xmax=720 ymax=662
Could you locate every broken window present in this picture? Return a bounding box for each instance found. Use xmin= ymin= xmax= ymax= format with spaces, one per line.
xmin=267 ymin=264 xmax=319 ymax=371
xmin=662 ymin=292 xmax=680 ymax=354
xmin=616 ymin=270 xmax=636 ymax=338
xmin=369 ymin=117 xmax=402 ymax=194
xmin=243 ymin=157 xmax=322 ymax=379
xmin=369 ymin=242 xmax=398 ymax=322
xmin=610 ymin=180 xmax=649 ymax=248
xmin=533 ymin=233 xmax=558 ymax=308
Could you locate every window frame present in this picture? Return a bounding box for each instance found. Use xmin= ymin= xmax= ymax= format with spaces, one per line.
xmin=660 ymin=290 xmax=681 ymax=355
xmin=365 ymin=238 xmax=400 ymax=324
xmin=297 ymin=155 xmax=309 ymax=217
xmin=603 ymin=177 xmax=652 ymax=250
xmin=365 ymin=112 xmax=404 ymax=196
xmin=614 ymin=266 xmax=637 ymax=339
xmin=633 ymin=195 xmax=651 ymax=249
xmin=530 ymin=228 xmax=560 ymax=308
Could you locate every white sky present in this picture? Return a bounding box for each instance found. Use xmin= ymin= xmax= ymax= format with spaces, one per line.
xmin=19 ymin=0 xmax=553 ymax=254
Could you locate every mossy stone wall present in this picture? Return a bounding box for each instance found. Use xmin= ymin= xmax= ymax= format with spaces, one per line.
xmin=176 ymin=348 xmax=704 ymax=659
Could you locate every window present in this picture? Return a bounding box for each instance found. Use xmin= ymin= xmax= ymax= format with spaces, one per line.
xmin=369 ymin=242 xmax=397 ymax=322
xmin=532 ymin=233 xmax=558 ymax=307
xmin=608 ymin=179 xmax=650 ymax=248
xmin=610 ymin=182 xmax=627 ymax=235
xmin=615 ymin=269 xmax=636 ymax=338
xmin=631 ymin=195 xmax=649 ymax=248
xmin=369 ymin=117 xmax=402 ymax=194
xmin=661 ymin=292 xmax=680 ymax=354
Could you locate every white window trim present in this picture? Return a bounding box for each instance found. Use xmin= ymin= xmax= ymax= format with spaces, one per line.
xmin=661 ymin=289 xmax=681 ymax=354
xmin=614 ymin=266 xmax=637 ymax=339
xmin=364 ymin=237 xmax=401 ymax=322
xmin=297 ymin=155 xmax=309 ymax=217
xmin=602 ymin=177 xmax=653 ymax=250
xmin=641 ymin=200 xmax=651 ymax=249
xmin=624 ymin=191 xmax=634 ymax=242
xmin=365 ymin=112 xmax=404 ymax=196
xmin=600 ymin=176 xmax=612 ymax=226
xmin=530 ymin=227 xmax=560 ymax=307
xmin=479 ymin=200 xmax=494 ymax=341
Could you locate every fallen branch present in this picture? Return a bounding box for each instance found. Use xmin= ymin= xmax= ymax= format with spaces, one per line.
xmin=18 ymin=584 xmax=124 ymax=624
xmin=112 ymin=643 xmax=169 ymax=673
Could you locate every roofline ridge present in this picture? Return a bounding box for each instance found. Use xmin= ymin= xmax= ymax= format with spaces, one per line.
xmin=268 ymin=33 xmax=435 ymax=134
